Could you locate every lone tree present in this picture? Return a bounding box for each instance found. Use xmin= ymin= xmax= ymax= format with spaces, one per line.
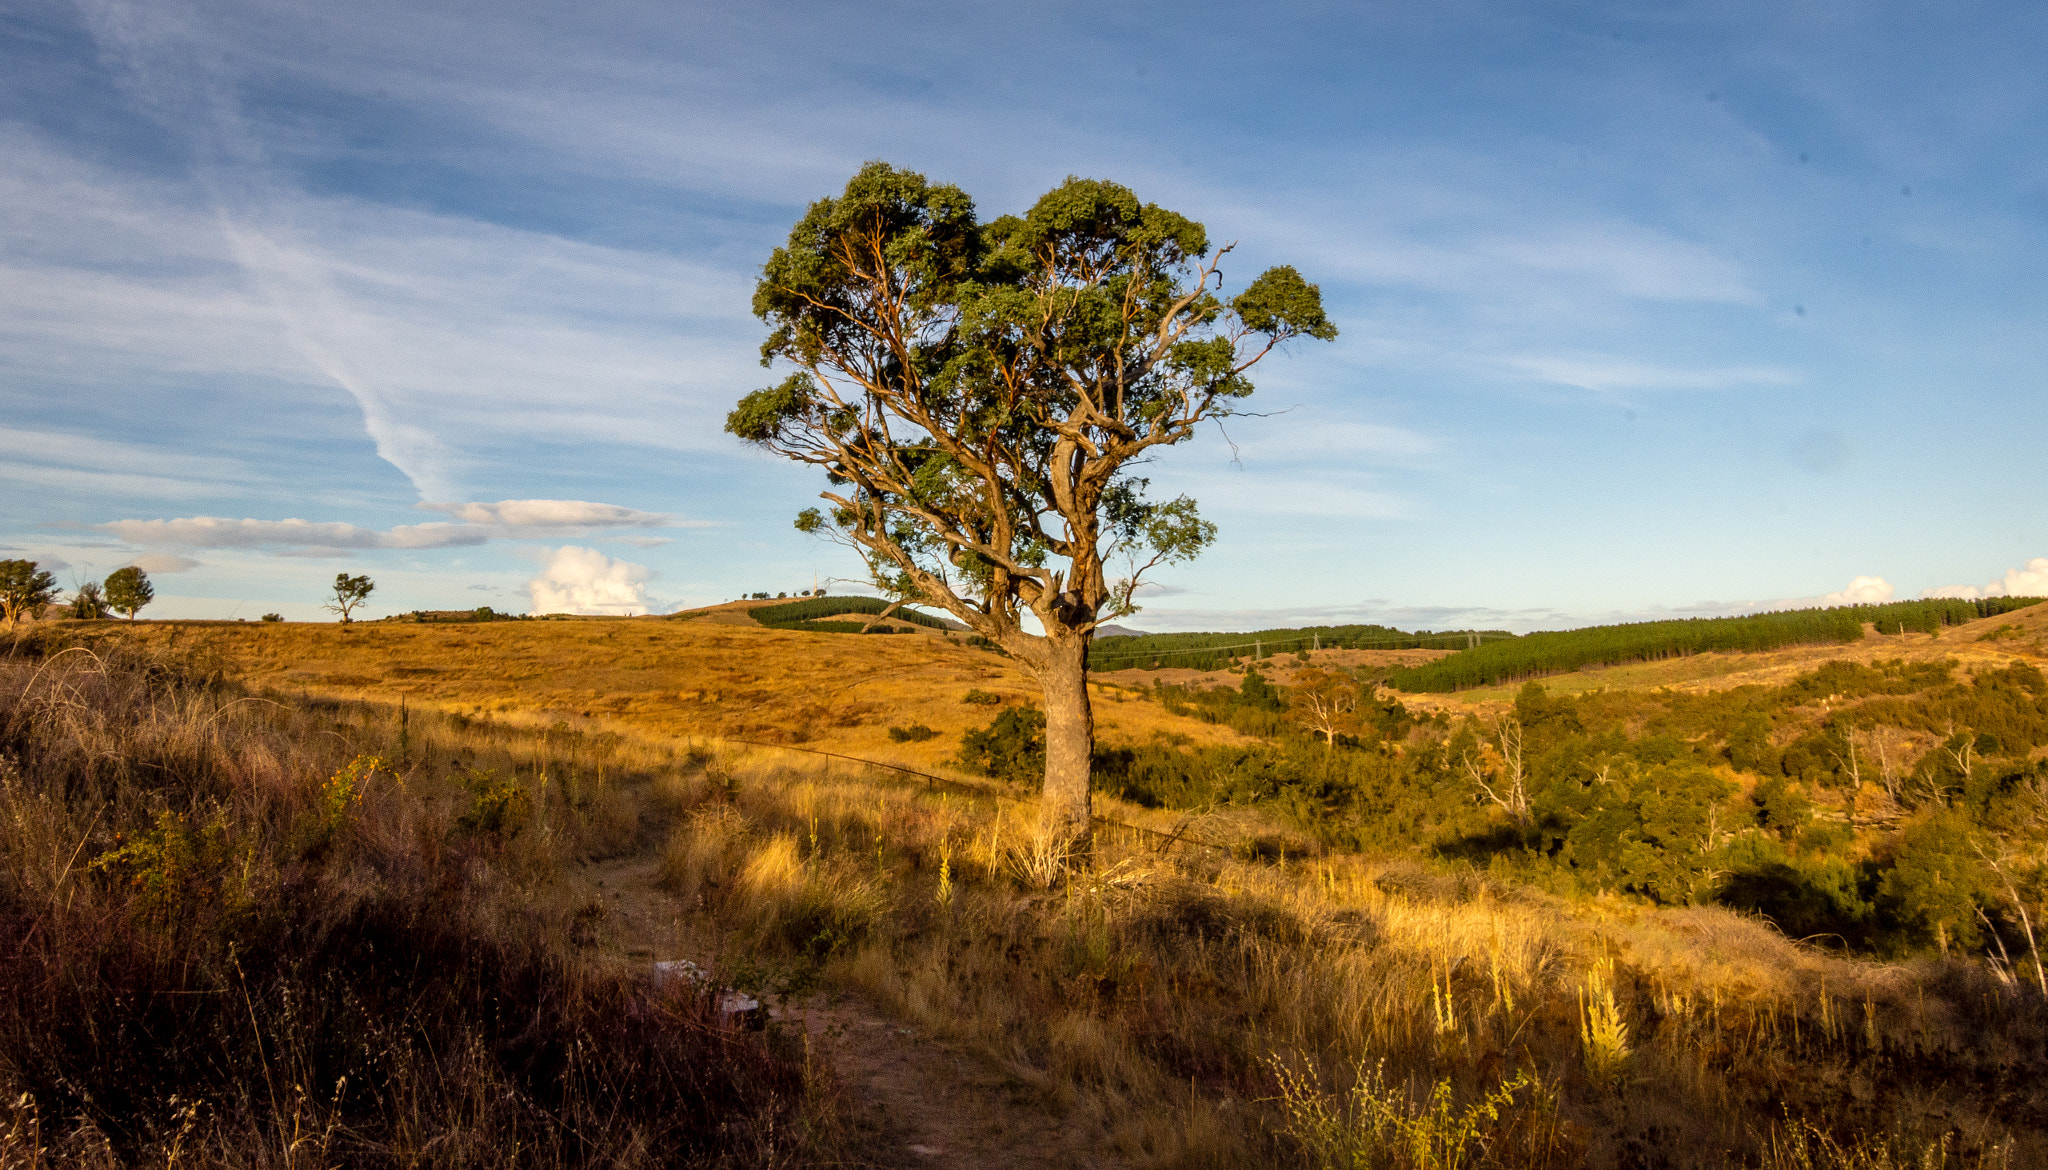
xmin=104 ymin=566 xmax=155 ymax=621
xmin=0 ymin=559 xmax=58 ymax=625
xmin=727 ymin=163 xmax=1334 ymax=854
xmin=325 ymin=573 xmax=375 ymax=623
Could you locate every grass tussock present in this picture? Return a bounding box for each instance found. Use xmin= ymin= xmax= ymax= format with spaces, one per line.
xmin=656 ymin=750 xmax=2046 ymax=1169
xmin=0 ymin=637 xmax=824 ymax=1167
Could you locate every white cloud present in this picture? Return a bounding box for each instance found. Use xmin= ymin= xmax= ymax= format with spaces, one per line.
xmin=527 ymin=546 xmax=652 ymax=615
xmin=100 ymin=499 xmax=681 ymax=550
xmin=1922 ymin=557 xmax=2048 ymax=601
xmin=125 ymin=553 xmax=202 ymax=574
xmin=1816 ymin=576 xmax=1895 ymax=606
xmin=1745 ymin=575 xmax=1897 ymax=613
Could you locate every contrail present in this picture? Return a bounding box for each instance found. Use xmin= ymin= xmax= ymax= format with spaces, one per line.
xmin=71 ymin=0 xmax=458 ymax=500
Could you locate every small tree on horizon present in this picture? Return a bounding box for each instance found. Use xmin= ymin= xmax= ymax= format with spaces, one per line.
xmin=0 ymin=560 xmax=58 ymax=626
xmin=104 ymin=566 xmax=154 ymax=621
xmin=69 ymin=579 xmax=110 ymax=620
xmin=727 ymin=162 xmax=1335 ymax=857
xmin=325 ymin=573 xmax=375 ymax=624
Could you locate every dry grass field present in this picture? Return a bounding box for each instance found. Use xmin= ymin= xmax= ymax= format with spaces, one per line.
xmin=9 ymin=609 xmax=2048 ymax=1168
xmin=106 ymin=606 xmax=1249 ymax=772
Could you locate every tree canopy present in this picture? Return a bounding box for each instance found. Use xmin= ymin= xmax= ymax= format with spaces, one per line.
xmin=326 ymin=574 xmax=375 ymax=624
xmin=104 ymin=567 xmax=154 ymax=621
xmin=0 ymin=560 xmax=57 ymax=625
xmin=727 ymin=162 xmax=1334 ymax=848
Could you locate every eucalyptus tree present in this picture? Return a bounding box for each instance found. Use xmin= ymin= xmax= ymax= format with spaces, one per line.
xmin=325 ymin=573 xmax=374 ymax=623
xmin=727 ymin=163 xmax=1335 ymax=855
xmin=104 ymin=566 xmax=154 ymax=620
xmin=0 ymin=560 xmax=58 ymax=625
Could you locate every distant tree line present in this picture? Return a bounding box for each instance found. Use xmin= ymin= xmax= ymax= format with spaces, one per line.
xmin=1087 ymin=623 xmax=1512 ymax=673
xmin=1387 ymin=597 xmax=2046 ymax=693
xmin=750 ymin=595 xmax=952 ymax=634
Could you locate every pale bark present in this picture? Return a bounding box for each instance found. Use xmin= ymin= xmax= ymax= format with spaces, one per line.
xmin=1034 ymin=633 xmax=1095 ymax=855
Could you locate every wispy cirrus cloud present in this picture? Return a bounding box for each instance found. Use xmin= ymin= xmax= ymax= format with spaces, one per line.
xmin=0 ymin=425 xmax=253 ymax=500
xmin=99 ymin=499 xmax=688 ymax=551
xmin=1504 ymin=355 xmax=1799 ymax=399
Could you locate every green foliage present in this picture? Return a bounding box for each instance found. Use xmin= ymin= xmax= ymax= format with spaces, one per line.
xmin=730 ymin=159 xmax=1333 ymax=686
xmin=1270 ymin=1056 xmax=1538 ymax=1170
xmin=0 ymin=559 xmax=60 ymax=624
xmin=1875 ymin=811 xmax=1997 ymax=952
xmin=102 ymin=566 xmax=154 ymax=621
xmin=67 ymin=579 xmax=108 ymax=620
xmin=455 ymin=769 xmax=533 ymax=838
xmin=750 ymin=594 xmax=951 ymax=631
xmin=260 ymin=613 xmax=283 ymax=622
xmin=321 ymin=753 xmax=388 ymax=830
xmin=1102 ymin=655 xmax=2048 ymax=961
xmin=887 ymin=724 xmax=940 ymax=743
xmin=324 ymin=572 xmax=374 ymax=623
xmin=961 ymin=689 xmax=1004 ymax=705
xmin=89 ymin=809 xmax=237 ymax=926
xmin=956 ymin=706 xmax=1047 ymax=785
xmin=1389 ymin=599 xmax=2043 ymax=692
xmin=1555 ymin=762 xmax=1737 ymax=904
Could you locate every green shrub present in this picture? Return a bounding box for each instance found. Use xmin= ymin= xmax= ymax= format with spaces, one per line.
xmin=957 ymin=707 xmax=1046 ymax=784
xmin=887 ymin=724 xmax=940 ymax=743
xmin=455 ymin=769 xmax=533 ymax=838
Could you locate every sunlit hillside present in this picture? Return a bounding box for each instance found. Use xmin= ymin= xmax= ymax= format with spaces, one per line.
xmin=11 ymin=603 xmax=2048 ymax=1167
xmin=106 ymin=605 xmax=1250 ymax=770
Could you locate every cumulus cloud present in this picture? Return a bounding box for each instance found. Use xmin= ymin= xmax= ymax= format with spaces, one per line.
xmin=1816 ymin=575 xmax=1895 ymax=606
xmin=1922 ymin=557 xmax=2048 ymax=601
xmin=125 ymin=553 xmax=201 ymax=574
xmin=100 ymin=499 xmax=681 ymax=550
xmin=527 ymin=546 xmax=652 ymax=615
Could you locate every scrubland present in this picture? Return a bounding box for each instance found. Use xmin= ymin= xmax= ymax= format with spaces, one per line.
xmin=6 ymin=613 xmax=2048 ymax=1167
xmin=0 ymin=634 xmax=819 ymax=1166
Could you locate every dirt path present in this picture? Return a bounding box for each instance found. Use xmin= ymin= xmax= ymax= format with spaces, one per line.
xmin=572 ymin=852 xmax=1123 ymax=1169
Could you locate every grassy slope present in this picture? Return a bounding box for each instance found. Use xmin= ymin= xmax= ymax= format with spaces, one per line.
xmin=107 ymin=616 xmax=1250 ymax=771
xmin=26 ymin=613 xmax=2048 ymax=1166
xmin=0 ymin=637 xmax=822 ymax=1166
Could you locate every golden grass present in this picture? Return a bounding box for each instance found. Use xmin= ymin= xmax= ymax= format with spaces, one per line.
xmin=24 ymin=613 xmax=2047 ymax=1165
xmin=94 ymin=616 xmax=1250 ymax=772
xmin=0 ymin=638 xmax=825 ymax=1167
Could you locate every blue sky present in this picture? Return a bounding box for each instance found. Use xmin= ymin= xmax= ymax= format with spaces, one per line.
xmin=4 ymin=0 xmax=2044 ymax=630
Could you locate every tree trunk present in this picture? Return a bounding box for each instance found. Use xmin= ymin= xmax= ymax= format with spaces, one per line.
xmin=1036 ymin=633 xmax=1094 ymax=857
